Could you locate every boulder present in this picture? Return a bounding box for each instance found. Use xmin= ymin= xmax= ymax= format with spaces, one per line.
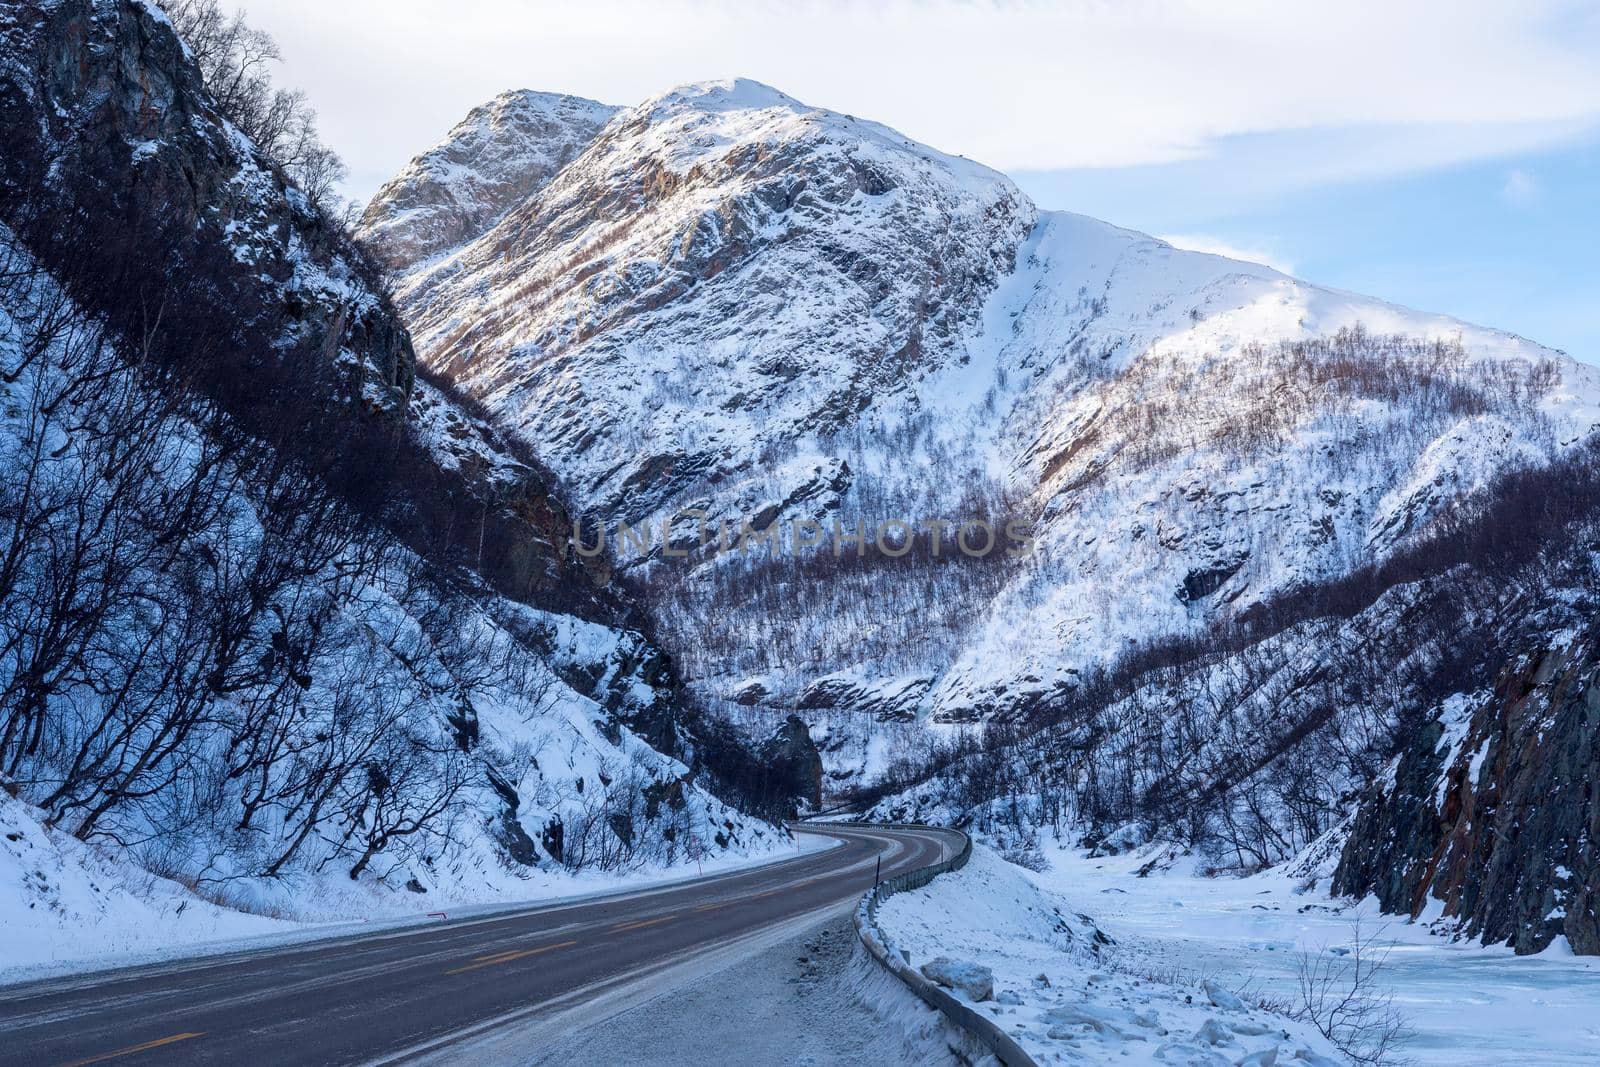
xmin=1193 ymin=1018 xmax=1236 ymax=1046
xmin=918 ymin=957 xmax=994 ymax=1002
xmin=1202 ymin=978 xmax=1247 ymax=1012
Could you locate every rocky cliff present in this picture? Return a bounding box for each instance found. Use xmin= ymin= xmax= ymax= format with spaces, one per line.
xmin=0 ymin=0 xmax=411 ymax=413
xmin=0 ymin=0 xmax=641 ymax=628
xmin=1335 ymin=619 xmax=1600 ymax=954
xmin=757 ymin=715 xmax=825 ymax=813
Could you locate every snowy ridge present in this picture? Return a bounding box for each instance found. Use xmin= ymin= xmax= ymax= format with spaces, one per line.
xmin=923 ymin=211 xmax=1600 ymax=717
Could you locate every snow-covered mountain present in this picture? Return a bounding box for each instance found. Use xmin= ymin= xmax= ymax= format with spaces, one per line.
xmin=364 ymin=78 xmax=1600 ymax=771
xmin=366 ymin=79 xmax=1033 ymax=521
xmin=867 ymin=430 xmax=1600 ymax=955
xmin=359 ymin=89 xmax=619 ymax=271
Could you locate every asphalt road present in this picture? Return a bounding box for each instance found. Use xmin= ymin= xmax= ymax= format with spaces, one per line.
xmin=0 ymin=823 xmax=958 ymax=1066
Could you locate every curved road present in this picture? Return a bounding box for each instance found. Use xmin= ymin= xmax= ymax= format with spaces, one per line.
xmin=0 ymin=824 xmax=957 ymax=1066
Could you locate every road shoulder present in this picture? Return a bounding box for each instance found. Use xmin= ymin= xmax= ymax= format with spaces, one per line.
xmin=407 ymin=911 xmax=963 ymax=1066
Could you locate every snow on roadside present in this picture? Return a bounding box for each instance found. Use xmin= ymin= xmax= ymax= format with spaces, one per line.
xmin=0 ymin=788 xmax=819 ymax=985
xmin=874 ymin=845 xmax=1343 ymax=1065
xmin=0 ymin=790 xmax=294 ymax=974
xmin=496 ymin=915 xmax=962 ymax=1067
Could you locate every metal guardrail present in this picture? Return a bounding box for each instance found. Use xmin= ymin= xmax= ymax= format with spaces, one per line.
xmin=851 ymin=823 xmax=1037 ymax=1067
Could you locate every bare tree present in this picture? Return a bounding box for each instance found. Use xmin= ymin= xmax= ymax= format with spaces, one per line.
xmin=162 ymin=1 xmax=348 ymax=214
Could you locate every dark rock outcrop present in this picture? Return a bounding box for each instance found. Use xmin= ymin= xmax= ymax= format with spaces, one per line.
xmin=0 ymin=0 xmax=412 ymax=414
xmin=1177 ymin=552 xmax=1249 ymax=604
xmin=1335 ymin=628 xmax=1600 ymax=954
xmin=0 ymin=0 xmax=641 ymax=631
xmin=405 ymin=381 xmax=627 ymax=620
xmin=794 ymin=674 xmax=931 ymax=722
xmin=758 ymin=715 xmax=825 ymax=813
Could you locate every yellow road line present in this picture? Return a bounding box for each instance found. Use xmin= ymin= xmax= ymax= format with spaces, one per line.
xmin=444 ymin=939 xmax=578 ymax=976
xmin=60 ymin=1032 xmax=204 ymax=1067
xmin=693 ymin=902 xmax=726 ymax=912
xmin=466 ymin=948 xmax=527 ymax=965
xmin=609 ymin=914 xmax=676 ymax=933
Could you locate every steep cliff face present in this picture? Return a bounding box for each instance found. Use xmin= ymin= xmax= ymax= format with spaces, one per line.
xmin=0 ymin=0 xmax=411 ymax=413
xmin=1335 ymin=621 xmax=1600 ymax=954
xmin=0 ymin=0 xmax=636 ymax=629
xmin=404 ymin=376 xmax=624 ymax=620
xmin=358 ymin=89 xmax=618 ymax=271
xmin=757 ymin=715 xmax=825 ymax=813
xmin=380 ymin=79 xmax=1035 ymax=523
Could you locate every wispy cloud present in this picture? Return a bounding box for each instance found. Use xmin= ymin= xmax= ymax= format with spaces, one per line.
xmin=1502 ymin=168 xmax=1541 ymax=206
xmin=237 ymin=0 xmax=1600 ymax=206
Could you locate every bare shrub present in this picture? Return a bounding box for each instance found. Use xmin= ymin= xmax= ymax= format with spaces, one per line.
xmin=1294 ymin=919 xmax=1412 ymax=1066
xmin=998 ymin=843 xmax=1048 ymax=872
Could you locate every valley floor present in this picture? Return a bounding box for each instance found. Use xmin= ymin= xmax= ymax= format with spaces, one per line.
xmin=1036 ymin=842 xmax=1600 ymax=1066
xmin=878 ymin=838 xmax=1600 ymax=1066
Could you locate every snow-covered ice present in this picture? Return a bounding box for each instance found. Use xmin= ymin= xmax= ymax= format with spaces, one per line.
xmin=1027 ymin=841 xmax=1600 ymax=1065
xmin=877 ymin=839 xmax=1600 ymax=1065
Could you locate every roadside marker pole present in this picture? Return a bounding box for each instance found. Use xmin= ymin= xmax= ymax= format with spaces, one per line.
xmin=874 ymin=856 xmax=881 ymax=888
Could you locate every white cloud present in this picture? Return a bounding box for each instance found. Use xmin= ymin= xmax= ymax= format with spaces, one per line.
xmin=1502 ymin=168 xmax=1541 ymax=206
xmin=230 ymin=0 xmax=1600 ymax=205
xmin=1158 ymin=234 xmax=1295 ymax=275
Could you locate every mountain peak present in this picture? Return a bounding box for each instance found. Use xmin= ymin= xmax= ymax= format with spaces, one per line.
xmin=646 ymin=77 xmax=806 ymax=114
xmin=356 ymin=88 xmax=619 ymax=269
xmin=386 ymin=77 xmax=1037 ymax=481
xmin=477 ymin=87 xmax=620 ymax=130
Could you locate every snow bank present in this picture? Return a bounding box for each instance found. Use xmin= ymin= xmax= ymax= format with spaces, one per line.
xmin=0 ymin=790 xmax=295 ymax=975
xmin=0 ymin=783 xmax=813 ymax=984
xmin=875 ymin=845 xmax=1343 ymax=1065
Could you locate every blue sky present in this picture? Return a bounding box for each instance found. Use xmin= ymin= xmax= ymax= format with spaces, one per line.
xmin=1017 ymin=128 xmax=1600 ymax=361
xmin=241 ymin=1 xmax=1600 ymax=362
